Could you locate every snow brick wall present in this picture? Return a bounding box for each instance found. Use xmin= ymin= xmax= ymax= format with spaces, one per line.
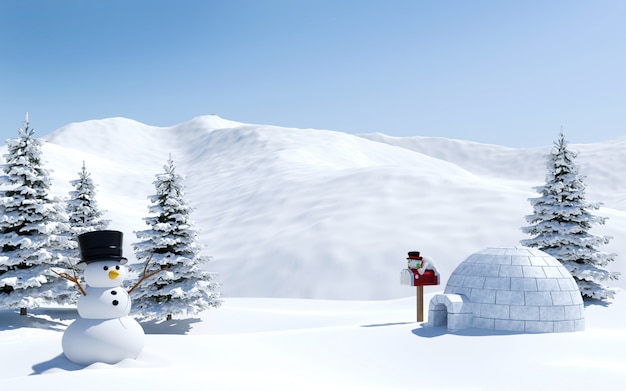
xmin=428 ymin=246 xmax=585 ymax=333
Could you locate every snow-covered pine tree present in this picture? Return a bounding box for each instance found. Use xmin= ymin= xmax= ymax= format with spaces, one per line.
xmin=0 ymin=115 xmax=73 ymax=314
xmin=131 ymin=155 xmax=221 ymax=321
xmin=67 ymin=161 xmax=110 ymax=234
xmin=60 ymin=161 xmax=111 ymax=282
xmin=521 ymin=130 xmax=618 ymax=300
xmin=65 ymin=161 xmax=110 ymax=264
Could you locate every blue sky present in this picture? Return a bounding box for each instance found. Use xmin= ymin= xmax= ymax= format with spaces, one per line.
xmin=1 ymin=0 xmax=625 ymax=148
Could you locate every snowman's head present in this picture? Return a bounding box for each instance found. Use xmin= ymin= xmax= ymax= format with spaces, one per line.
xmin=83 ymin=260 xmax=127 ymax=288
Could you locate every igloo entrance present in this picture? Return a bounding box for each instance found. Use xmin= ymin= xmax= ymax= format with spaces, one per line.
xmin=428 ymin=293 xmax=473 ymax=331
xmin=429 ymin=303 xmax=447 ymax=327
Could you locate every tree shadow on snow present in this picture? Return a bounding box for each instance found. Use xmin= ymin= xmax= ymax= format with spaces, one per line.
xmin=0 ymin=308 xmax=76 ymax=332
xmin=584 ymin=298 xmax=612 ymax=308
xmin=139 ymin=317 xmax=201 ymax=335
xmin=411 ymin=324 xmax=523 ymax=338
xmin=31 ymin=354 xmax=84 ymax=375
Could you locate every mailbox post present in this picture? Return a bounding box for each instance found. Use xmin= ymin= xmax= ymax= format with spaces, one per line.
xmin=400 ymin=251 xmax=440 ymax=322
xmin=417 ymin=286 xmax=424 ymax=322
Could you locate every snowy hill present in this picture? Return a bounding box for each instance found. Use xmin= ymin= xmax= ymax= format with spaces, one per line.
xmin=359 ymin=132 xmax=626 ymax=209
xmin=4 ymin=115 xmax=623 ymax=299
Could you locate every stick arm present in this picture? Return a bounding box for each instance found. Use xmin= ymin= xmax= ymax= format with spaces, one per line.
xmin=127 ymin=254 xmax=169 ymax=294
xmin=51 ymin=260 xmax=87 ymax=296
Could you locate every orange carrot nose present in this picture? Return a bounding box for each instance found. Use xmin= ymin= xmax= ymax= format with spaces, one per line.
xmin=108 ymin=269 xmax=120 ymax=280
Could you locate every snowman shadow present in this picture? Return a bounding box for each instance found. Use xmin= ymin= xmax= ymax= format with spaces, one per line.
xmin=31 ymin=353 xmax=84 ymax=374
xmin=139 ymin=317 xmax=201 ymax=335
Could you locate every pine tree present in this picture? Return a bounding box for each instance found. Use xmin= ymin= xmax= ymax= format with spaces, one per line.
xmin=521 ymin=130 xmax=618 ymax=300
xmin=65 ymin=161 xmax=110 ymax=263
xmin=0 ymin=115 xmax=73 ymax=314
xmin=131 ymin=155 xmax=221 ymax=321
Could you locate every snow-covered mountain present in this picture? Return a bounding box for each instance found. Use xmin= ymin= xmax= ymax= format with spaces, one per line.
xmin=6 ymin=115 xmax=623 ymax=299
xmin=359 ymin=132 xmax=626 ymax=209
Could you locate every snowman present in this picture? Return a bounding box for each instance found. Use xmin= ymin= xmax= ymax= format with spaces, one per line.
xmin=61 ymin=230 xmax=145 ymax=366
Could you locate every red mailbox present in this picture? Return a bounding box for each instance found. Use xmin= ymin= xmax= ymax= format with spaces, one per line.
xmin=400 ymin=251 xmax=440 ymax=322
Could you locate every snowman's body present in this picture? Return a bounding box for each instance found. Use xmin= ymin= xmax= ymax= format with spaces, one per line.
xmin=62 ymin=317 xmax=144 ymax=365
xmin=77 ymin=287 xmax=131 ymax=319
xmin=63 ymin=258 xmax=144 ymax=365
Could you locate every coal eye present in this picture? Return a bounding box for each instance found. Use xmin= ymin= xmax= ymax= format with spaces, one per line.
xmin=115 ymin=265 xmax=120 ymax=270
xmin=103 ymin=266 xmax=109 ymax=271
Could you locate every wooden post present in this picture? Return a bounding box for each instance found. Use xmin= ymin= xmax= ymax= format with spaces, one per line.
xmin=416 ymin=285 xmax=424 ymax=322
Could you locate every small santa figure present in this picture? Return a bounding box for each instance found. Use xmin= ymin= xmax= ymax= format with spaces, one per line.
xmin=406 ymin=251 xmax=437 ymax=281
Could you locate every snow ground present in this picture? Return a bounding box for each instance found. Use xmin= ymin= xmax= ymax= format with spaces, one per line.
xmin=1 ymin=294 xmax=625 ymax=390
xmin=1 ymin=115 xmax=625 ymax=389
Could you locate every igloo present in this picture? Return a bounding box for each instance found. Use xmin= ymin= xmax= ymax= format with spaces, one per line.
xmin=428 ymin=246 xmax=585 ymax=333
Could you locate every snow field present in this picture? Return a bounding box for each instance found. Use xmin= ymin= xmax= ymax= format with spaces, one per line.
xmin=1 ymin=295 xmax=626 ymax=390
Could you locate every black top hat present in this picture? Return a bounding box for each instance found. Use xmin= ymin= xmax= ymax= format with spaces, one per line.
xmin=78 ymin=230 xmax=128 ymax=265
xmin=407 ymin=251 xmax=422 ymax=260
